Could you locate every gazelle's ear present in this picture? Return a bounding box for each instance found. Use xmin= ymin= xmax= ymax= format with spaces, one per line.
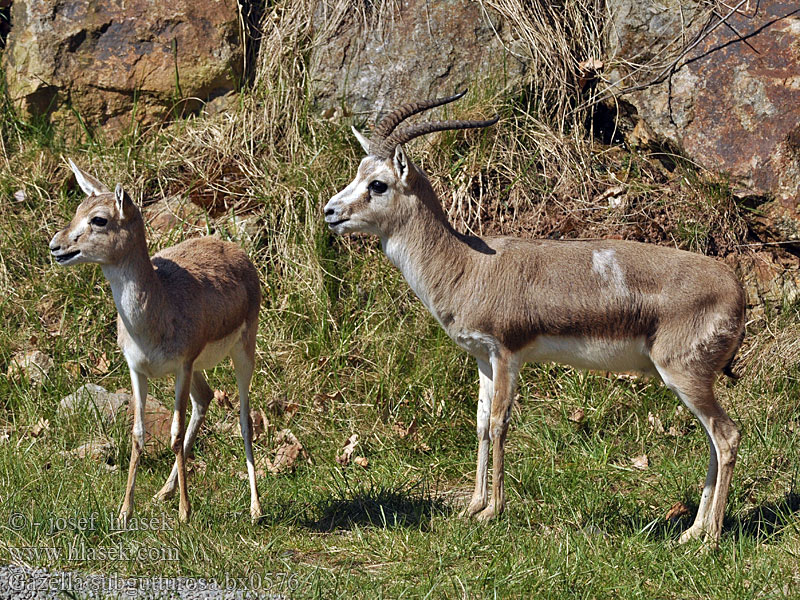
xmin=393 ymin=144 xmax=410 ymax=183
xmin=114 ymin=183 xmax=134 ymax=220
xmin=67 ymin=158 xmax=111 ymax=196
xmin=351 ymin=126 xmax=370 ymax=154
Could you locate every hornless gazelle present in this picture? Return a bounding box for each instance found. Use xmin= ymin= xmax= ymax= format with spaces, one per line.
xmin=324 ymin=91 xmax=746 ymax=546
xmin=50 ymin=160 xmax=263 ymax=525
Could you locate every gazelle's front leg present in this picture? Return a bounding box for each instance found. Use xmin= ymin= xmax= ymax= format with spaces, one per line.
xmin=461 ymin=359 xmax=493 ymax=517
xmin=477 ymin=352 xmax=519 ymax=522
xmin=119 ymin=369 xmax=148 ymax=527
xmin=172 ymin=364 xmax=192 ymax=522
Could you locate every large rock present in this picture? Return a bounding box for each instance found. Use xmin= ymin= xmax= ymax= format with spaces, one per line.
xmin=309 ymin=0 xmax=527 ymax=118
xmin=58 ymin=383 xmax=129 ymax=423
xmin=606 ymin=0 xmax=800 ymax=213
xmin=2 ymin=0 xmax=242 ymax=134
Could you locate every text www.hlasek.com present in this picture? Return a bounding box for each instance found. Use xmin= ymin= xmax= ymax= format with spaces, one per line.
xmin=7 ymin=542 xmax=178 ymax=563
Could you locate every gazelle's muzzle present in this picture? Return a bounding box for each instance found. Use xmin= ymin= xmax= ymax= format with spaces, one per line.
xmin=49 ymin=230 xmax=81 ymax=265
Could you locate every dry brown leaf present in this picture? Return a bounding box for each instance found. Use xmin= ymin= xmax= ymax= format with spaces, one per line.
xmin=665 ymin=501 xmax=691 ymax=521
xmin=241 ymin=428 xmax=312 ymax=478
xmin=631 ymin=454 xmax=649 ymax=470
xmin=64 ymin=362 xmax=81 ymax=377
xmin=29 ymin=418 xmax=50 ymax=438
xmin=250 ymin=409 xmax=270 ymax=441
xmin=336 ymin=433 xmax=359 ymax=466
xmin=354 ymin=456 xmax=369 ymax=468
xmin=91 ymin=352 xmax=111 ymax=375
xmin=667 ymin=426 xmax=681 ymax=437
xmin=568 ymin=408 xmax=585 ymax=423
xmin=266 ymin=429 xmax=309 ymax=474
xmin=284 ymin=402 xmax=300 ymax=419
xmin=392 ymin=419 xmax=417 ymax=439
xmin=647 ymin=412 xmax=664 ymax=434
xmin=313 ymin=391 xmax=341 ymax=412
xmin=214 ymin=389 xmax=234 ymax=410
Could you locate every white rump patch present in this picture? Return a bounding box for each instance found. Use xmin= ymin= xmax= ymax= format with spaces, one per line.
xmin=592 ymin=249 xmax=627 ymax=295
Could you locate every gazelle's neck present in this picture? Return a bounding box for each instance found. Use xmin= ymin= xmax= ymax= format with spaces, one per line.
xmin=382 ymin=192 xmax=464 ymax=319
xmin=101 ymin=243 xmax=167 ymax=339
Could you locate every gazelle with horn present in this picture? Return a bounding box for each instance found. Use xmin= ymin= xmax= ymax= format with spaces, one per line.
xmin=49 ymin=160 xmax=263 ymax=525
xmin=324 ymin=91 xmax=746 ymax=546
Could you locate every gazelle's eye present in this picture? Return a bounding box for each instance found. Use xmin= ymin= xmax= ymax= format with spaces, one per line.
xmin=91 ymin=216 xmax=108 ymax=227
xmin=368 ymin=180 xmax=388 ymax=194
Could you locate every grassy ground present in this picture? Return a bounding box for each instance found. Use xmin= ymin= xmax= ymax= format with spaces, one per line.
xmin=1 ymin=2 xmax=799 ymax=598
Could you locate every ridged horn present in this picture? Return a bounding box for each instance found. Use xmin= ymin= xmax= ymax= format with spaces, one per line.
xmin=372 ymin=116 xmax=500 ymax=159
xmin=370 ymin=90 xmax=468 ymax=149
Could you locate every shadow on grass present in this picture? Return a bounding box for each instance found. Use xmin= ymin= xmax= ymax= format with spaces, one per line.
xmin=734 ymin=491 xmax=800 ymax=541
xmin=302 ymin=486 xmax=452 ymax=532
xmin=584 ymin=490 xmax=800 ymax=543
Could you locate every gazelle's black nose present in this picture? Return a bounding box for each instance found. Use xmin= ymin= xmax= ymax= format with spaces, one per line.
xmin=324 ymin=207 xmax=334 ymax=216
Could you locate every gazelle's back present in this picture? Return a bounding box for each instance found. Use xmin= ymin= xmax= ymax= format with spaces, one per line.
xmin=152 ymin=237 xmax=260 ymax=341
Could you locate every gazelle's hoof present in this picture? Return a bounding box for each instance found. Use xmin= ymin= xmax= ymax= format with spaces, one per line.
xmin=458 ymin=497 xmax=487 ymax=519
xmin=475 ymin=503 xmax=500 ymax=522
xmin=153 ymin=481 xmax=177 ymax=502
xmin=251 ymin=503 xmax=263 ymax=524
xmin=178 ymin=505 xmax=191 ymax=523
xmin=117 ymin=508 xmax=132 ymax=529
xmin=678 ymin=525 xmax=704 ymax=545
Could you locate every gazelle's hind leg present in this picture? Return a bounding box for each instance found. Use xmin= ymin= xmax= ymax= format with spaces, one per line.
xmin=460 ymin=359 xmax=493 ymax=517
xmin=155 ymin=371 xmax=213 ymax=502
xmin=655 ymin=364 xmax=740 ymax=546
xmin=230 ymin=338 xmax=262 ymax=522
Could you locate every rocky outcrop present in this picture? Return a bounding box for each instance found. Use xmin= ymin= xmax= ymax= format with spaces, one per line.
xmin=605 ymin=0 xmax=800 ymax=214
xmin=309 ymin=0 xmax=527 ymax=118
xmin=2 ymin=0 xmax=242 ymax=134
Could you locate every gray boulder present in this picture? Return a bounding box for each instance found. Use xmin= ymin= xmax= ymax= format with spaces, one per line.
xmin=309 ymin=0 xmax=527 ymax=119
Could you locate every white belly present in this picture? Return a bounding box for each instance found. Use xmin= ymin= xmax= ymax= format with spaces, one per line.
xmin=122 ymin=323 xmax=245 ymax=378
xmin=520 ymin=335 xmax=656 ymax=374
xmin=122 ymin=342 xmax=181 ymax=379
xmin=193 ymin=324 xmax=245 ymax=370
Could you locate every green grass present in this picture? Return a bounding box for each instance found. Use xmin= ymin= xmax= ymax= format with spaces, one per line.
xmin=0 ymin=59 xmax=799 ymax=600
xmin=1 ymin=179 xmax=799 ymax=597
